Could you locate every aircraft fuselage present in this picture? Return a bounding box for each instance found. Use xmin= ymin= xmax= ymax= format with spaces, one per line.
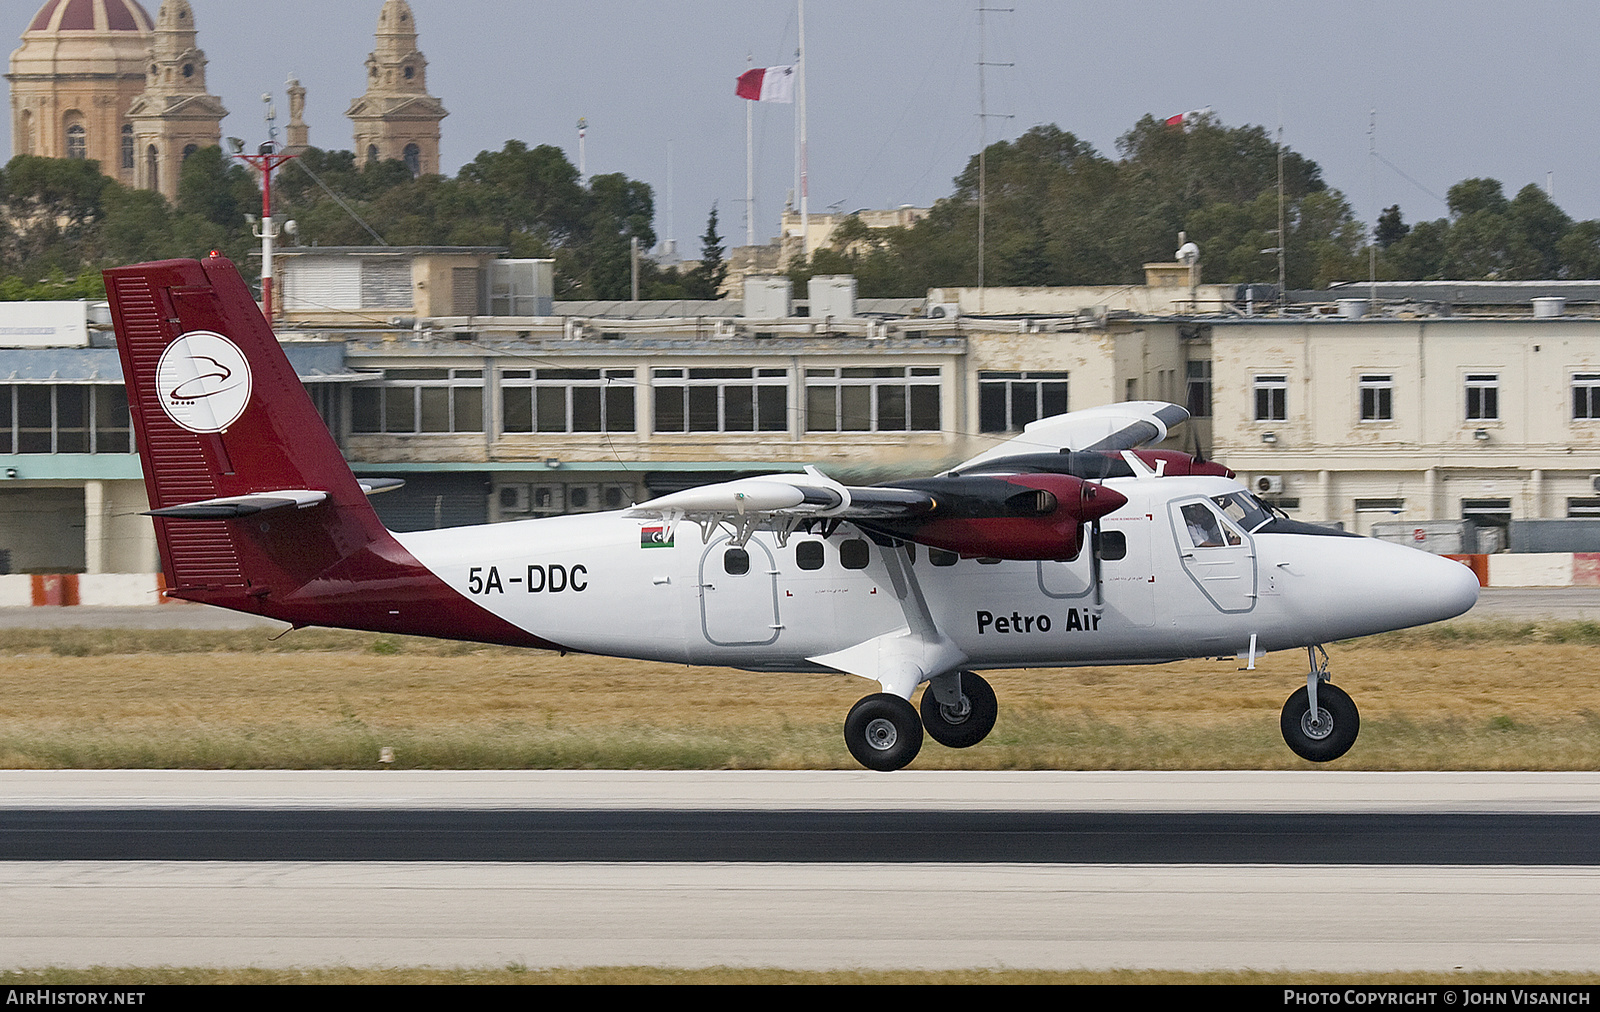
xmin=395 ymin=474 xmax=1480 ymax=675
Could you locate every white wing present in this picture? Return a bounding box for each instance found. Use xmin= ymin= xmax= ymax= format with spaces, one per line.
xmin=948 ymin=401 xmax=1189 ymax=474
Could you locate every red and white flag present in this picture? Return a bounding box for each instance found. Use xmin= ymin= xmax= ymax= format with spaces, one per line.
xmin=1164 ymin=107 xmax=1212 ymax=128
xmin=736 ymin=65 xmax=796 ymax=103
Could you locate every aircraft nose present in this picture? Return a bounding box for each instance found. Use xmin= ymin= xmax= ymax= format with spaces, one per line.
xmin=1373 ymin=542 xmax=1481 ymax=627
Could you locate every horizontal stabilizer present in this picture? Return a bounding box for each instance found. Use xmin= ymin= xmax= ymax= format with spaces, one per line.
xmin=358 ymin=478 xmax=406 ymax=496
xmin=145 ymin=489 xmax=328 ymax=519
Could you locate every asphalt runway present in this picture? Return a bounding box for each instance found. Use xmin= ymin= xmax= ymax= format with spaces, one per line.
xmin=2 ymin=809 xmax=1598 ymax=864
xmin=3 ymin=771 xmax=1599 ymax=972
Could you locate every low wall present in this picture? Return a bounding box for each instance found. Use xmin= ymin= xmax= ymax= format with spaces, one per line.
xmin=0 ymin=574 xmax=177 ymax=607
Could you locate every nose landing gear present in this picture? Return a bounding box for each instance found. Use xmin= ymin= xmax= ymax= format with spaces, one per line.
xmin=1280 ymin=645 xmax=1360 ymax=762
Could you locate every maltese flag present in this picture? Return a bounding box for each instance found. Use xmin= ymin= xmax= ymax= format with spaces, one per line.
xmin=1164 ymin=107 xmax=1211 ymax=128
xmin=736 ymin=65 xmax=796 ymax=103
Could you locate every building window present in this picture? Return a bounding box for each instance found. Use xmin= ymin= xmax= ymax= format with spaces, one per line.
xmin=1185 ymin=360 xmax=1212 ymax=417
xmin=1254 ymin=375 xmax=1287 ymax=422
xmin=1465 ymin=373 xmax=1499 ymax=421
xmin=501 ymin=368 xmax=635 ymax=434
xmin=65 ymin=124 xmax=86 ymax=160
xmin=1567 ymin=498 xmax=1600 ymax=518
xmin=1573 ymin=374 xmax=1600 ymax=419
xmin=120 ymin=125 xmax=134 ymax=169
xmin=351 ymin=369 xmax=485 ymax=434
xmin=978 ymin=371 xmax=1067 ymax=432
xmin=403 ymin=143 xmax=421 ymax=177
xmin=805 ymin=366 xmax=940 ymax=432
xmin=1358 ymin=374 xmax=1393 ymax=422
xmin=653 ymin=367 xmax=788 ymax=433
xmin=146 ymin=145 xmax=159 ymax=191
xmin=0 ymin=384 xmax=130 ymax=454
xmin=1462 ymin=497 xmax=1512 ymax=530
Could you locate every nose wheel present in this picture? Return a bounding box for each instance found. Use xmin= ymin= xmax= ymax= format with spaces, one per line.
xmin=1280 ymin=680 xmax=1359 ymax=762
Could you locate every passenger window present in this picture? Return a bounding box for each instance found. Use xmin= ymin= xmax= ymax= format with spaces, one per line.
xmin=795 ymin=541 xmax=824 ymax=571
xmin=1098 ymin=529 xmax=1127 ymax=561
xmin=723 ymin=547 xmax=750 ymax=575
xmin=929 ymin=548 xmax=958 ymax=567
xmin=839 ymin=539 xmax=870 ymax=570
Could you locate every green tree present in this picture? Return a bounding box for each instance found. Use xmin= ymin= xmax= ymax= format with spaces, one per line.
xmin=1375 ymin=205 xmax=1408 ymax=248
xmin=176 ymin=145 xmax=258 ymax=231
xmin=686 ymin=204 xmax=727 ymax=299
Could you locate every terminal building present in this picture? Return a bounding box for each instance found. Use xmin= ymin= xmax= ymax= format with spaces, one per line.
xmin=5 ymin=249 xmax=1600 ymax=585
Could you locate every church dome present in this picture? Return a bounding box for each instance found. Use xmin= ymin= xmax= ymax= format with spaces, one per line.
xmin=25 ymin=0 xmax=153 ymax=34
xmin=12 ymin=0 xmax=154 ymax=80
xmin=9 ymin=0 xmax=154 ymax=166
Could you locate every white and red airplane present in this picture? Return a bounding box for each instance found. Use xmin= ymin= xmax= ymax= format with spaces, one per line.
xmin=105 ymin=254 xmax=1479 ymax=771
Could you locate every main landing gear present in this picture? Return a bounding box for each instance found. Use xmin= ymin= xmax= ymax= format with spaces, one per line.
xmin=844 ymin=670 xmax=998 ymax=771
xmin=1280 ymin=645 xmax=1360 ymax=763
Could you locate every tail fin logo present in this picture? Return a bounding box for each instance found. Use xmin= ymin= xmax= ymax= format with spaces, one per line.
xmin=155 ymin=330 xmax=252 ymax=433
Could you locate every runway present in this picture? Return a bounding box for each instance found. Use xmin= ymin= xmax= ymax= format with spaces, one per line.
xmin=3 ymin=771 xmax=1598 ymax=972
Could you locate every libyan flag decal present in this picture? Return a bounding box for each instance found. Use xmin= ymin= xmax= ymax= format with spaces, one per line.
xmin=640 ymin=525 xmax=674 ymax=548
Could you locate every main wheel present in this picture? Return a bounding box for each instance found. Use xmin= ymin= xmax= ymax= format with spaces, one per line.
xmin=844 ymin=693 xmax=924 ymax=771
xmin=1280 ymin=682 xmax=1360 ymax=762
xmin=920 ymin=671 xmax=998 ymax=749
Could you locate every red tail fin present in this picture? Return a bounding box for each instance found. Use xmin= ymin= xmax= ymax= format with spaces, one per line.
xmin=105 ymin=254 xmax=547 ymax=647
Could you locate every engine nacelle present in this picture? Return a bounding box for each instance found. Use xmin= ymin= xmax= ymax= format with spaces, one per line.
xmin=1128 ymin=450 xmax=1235 ymax=479
xmin=862 ymin=473 xmax=1127 ymax=561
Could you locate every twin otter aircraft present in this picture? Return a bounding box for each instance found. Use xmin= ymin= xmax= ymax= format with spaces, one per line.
xmin=106 ymin=254 xmax=1480 ymax=771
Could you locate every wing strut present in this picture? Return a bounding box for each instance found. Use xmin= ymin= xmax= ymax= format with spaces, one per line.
xmin=807 ymin=538 xmax=968 ymax=699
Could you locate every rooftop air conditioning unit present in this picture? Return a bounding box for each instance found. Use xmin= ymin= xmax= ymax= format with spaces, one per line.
xmin=498 ymin=484 xmax=531 ymax=513
xmin=927 ymin=302 xmax=961 ymax=320
xmin=1255 ymin=474 xmax=1285 ymax=495
xmin=530 ymin=484 xmax=565 ymax=514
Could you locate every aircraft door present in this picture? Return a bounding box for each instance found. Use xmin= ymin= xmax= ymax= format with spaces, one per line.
xmin=1038 ymin=518 xmax=1155 ymax=627
xmin=698 ymin=535 xmax=782 ymax=646
xmin=1170 ymin=498 xmax=1256 ymax=613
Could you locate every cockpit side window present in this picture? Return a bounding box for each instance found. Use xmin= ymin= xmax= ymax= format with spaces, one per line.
xmin=1212 ymin=492 xmax=1274 ymax=533
xmin=1182 ymin=502 xmax=1242 ymax=548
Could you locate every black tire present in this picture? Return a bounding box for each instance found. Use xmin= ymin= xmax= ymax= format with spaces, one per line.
xmin=920 ymin=671 xmax=998 ymax=749
xmin=1280 ymin=682 xmax=1360 ymax=762
xmin=844 ymin=693 xmax=924 ymax=771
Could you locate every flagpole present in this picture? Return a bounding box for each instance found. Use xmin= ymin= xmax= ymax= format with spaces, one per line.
xmin=746 ymin=53 xmax=755 ymax=248
xmin=798 ymin=0 xmax=808 ymax=262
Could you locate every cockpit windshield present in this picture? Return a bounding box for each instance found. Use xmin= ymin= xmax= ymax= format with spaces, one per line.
xmin=1212 ymin=491 xmax=1278 ymax=533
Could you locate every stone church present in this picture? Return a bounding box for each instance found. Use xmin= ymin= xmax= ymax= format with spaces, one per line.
xmin=5 ymin=0 xmax=446 ymax=201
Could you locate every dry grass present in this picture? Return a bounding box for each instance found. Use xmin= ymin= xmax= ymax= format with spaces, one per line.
xmin=1 ymin=623 xmax=1598 ymax=769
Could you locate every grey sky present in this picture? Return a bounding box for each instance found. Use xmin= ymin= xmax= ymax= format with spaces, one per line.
xmin=5 ymin=0 xmax=1598 ymax=265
